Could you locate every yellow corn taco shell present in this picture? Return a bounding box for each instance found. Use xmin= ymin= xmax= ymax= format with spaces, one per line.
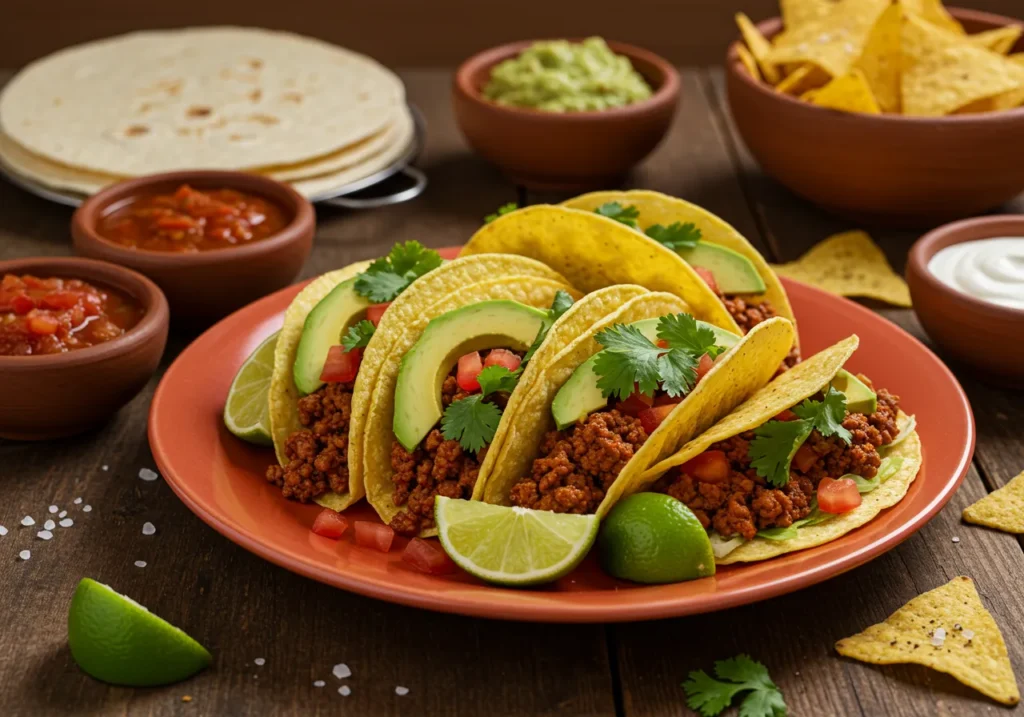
xmin=460 ymin=204 xmax=741 ymax=334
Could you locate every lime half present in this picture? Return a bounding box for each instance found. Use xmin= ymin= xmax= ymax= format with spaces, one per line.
xmin=68 ymin=578 xmax=212 ymax=686
xmin=223 ymin=331 xmax=278 ymax=446
xmin=599 ymin=492 xmax=715 ymax=584
xmin=434 ymin=497 xmax=598 ymax=586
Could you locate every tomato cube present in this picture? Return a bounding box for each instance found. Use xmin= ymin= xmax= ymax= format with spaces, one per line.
xmin=366 ymin=302 xmax=391 ymax=327
xmin=402 ymin=537 xmax=457 ymax=575
xmin=680 ymin=450 xmax=730 ymax=483
xmin=354 ymin=522 xmax=395 ymax=552
xmin=457 ymin=351 xmax=484 ymax=392
xmin=27 ymin=314 xmax=60 ymax=335
xmin=638 ymin=403 xmax=678 ymax=434
xmin=616 ymin=388 xmax=653 ymax=417
xmin=792 ymin=443 xmax=817 ymax=473
xmin=320 ymin=346 xmax=362 ymax=383
xmin=818 ymin=477 xmax=862 ymax=514
xmin=311 ymin=508 xmax=349 ymax=539
xmin=693 ymin=266 xmax=720 ymax=295
xmin=483 ymin=348 xmax=522 ymax=373
xmin=694 ymin=353 xmax=715 ymax=382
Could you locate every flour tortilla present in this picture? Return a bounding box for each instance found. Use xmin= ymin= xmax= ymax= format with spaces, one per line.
xmin=0 ymin=27 xmax=405 ymax=175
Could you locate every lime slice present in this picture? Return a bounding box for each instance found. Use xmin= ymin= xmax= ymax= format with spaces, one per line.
xmin=599 ymin=493 xmax=715 ymax=584
xmin=223 ymin=331 xmax=278 ymax=445
xmin=68 ymin=578 xmax=212 ymax=686
xmin=434 ymin=497 xmax=598 ymax=586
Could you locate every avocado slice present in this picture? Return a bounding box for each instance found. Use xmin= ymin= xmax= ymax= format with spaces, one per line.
xmin=676 ymin=243 xmax=766 ymax=294
xmin=550 ymin=318 xmax=740 ymax=430
xmin=393 ymin=300 xmax=548 ymax=452
xmin=293 ymin=277 xmax=370 ymax=396
xmin=830 ymin=369 xmax=877 ymax=415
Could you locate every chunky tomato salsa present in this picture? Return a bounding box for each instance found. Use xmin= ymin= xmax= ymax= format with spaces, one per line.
xmin=96 ymin=184 xmax=289 ymax=252
xmin=0 ymin=274 xmax=144 ymax=356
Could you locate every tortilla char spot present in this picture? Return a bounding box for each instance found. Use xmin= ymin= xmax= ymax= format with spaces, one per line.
xmin=282 ymin=91 xmax=303 ymax=103
xmin=248 ymin=89 xmax=263 ymax=102
xmin=358 ymin=91 xmax=370 ymax=102
xmin=249 ymin=113 xmax=280 ymax=125
xmin=52 ymin=97 xmax=62 ymax=107
xmin=125 ymin=125 xmax=150 ymax=137
xmin=176 ymin=127 xmax=191 ymax=136
xmin=187 ymin=105 xmax=213 ymax=118
xmin=248 ymin=58 xmax=264 ymax=70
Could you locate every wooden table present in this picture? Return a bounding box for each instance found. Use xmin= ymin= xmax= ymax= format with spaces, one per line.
xmin=1 ymin=68 xmax=1022 ymax=717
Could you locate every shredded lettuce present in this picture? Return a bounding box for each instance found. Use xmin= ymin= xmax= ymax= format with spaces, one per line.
xmin=709 ymin=532 xmax=746 ymax=558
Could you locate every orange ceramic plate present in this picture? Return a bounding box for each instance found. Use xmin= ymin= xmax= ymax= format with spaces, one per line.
xmin=149 ymin=251 xmax=973 ymax=623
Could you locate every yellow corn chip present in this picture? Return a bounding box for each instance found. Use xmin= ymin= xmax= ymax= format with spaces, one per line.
xmin=836 ymin=577 xmax=1020 ymax=706
xmin=736 ymin=13 xmax=781 ymax=84
xmin=903 ymin=44 xmax=1024 ymax=116
xmin=735 ymin=43 xmax=762 ymax=81
xmin=993 ymin=86 xmax=1024 ymax=111
xmin=802 ymin=69 xmax=881 ymax=114
xmin=853 ymin=4 xmax=903 ymax=113
xmin=771 ymin=231 xmax=911 ymax=306
xmin=780 ymin=0 xmax=833 ymax=33
xmin=769 ymin=0 xmax=890 ymax=77
xmin=775 ymin=64 xmax=829 ymax=94
xmin=1011 ymin=53 xmax=1024 ymax=66
xmin=900 ymin=0 xmax=965 ymax=35
xmin=969 ymin=26 xmax=1023 ymax=55
xmin=963 ymin=471 xmax=1024 ymax=533
xmin=901 ymin=10 xmax=964 ymax=61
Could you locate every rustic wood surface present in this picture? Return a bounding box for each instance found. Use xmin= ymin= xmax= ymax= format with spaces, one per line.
xmin=0 ymin=67 xmax=1022 ymax=717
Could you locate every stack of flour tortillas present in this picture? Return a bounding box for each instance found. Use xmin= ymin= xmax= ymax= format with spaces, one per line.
xmin=0 ymin=27 xmax=412 ymax=199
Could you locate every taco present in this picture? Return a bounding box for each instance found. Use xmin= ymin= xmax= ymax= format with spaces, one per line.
xmin=265 ymin=241 xmax=578 ymax=513
xmin=637 ymin=335 xmax=921 ymax=564
xmin=479 ymin=292 xmax=796 ymax=522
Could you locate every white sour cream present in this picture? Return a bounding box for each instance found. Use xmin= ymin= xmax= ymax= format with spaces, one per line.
xmin=927 ymin=237 xmax=1024 ymax=311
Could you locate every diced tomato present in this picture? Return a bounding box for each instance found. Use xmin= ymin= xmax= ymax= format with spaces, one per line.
xmin=817 ymin=477 xmax=862 ymax=514
xmin=680 ymin=450 xmax=730 ymax=483
xmin=638 ymin=403 xmax=679 ymax=434
xmin=695 ymin=353 xmax=715 ymax=382
xmin=656 ymin=339 xmax=669 ymax=349
xmin=155 ymin=215 xmax=200 ymax=231
xmin=39 ymin=291 xmax=84 ymax=311
xmin=10 ymin=294 xmax=35 ymax=315
xmin=653 ymin=393 xmax=680 ymax=406
xmin=793 ymin=443 xmax=817 ymax=473
xmin=402 ymin=537 xmax=457 ymax=575
xmin=366 ymin=302 xmax=390 ymax=327
xmin=27 ymin=314 xmax=60 ymax=335
xmin=694 ymin=266 xmax=720 ymax=295
xmin=774 ymin=409 xmax=798 ymax=422
xmin=456 ymin=351 xmax=484 ymax=392
xmin=354 ymin=522 xmax=395 ymax=552
xmin=483 ymin=348 xmax=522 ymax=373
xmin=320 ymin=346 xmax=362 ymax=383
xmin=617 ymin=388 xmax=654 ymax=417
xmin=311 ymin=508 xmax=349 ymax=539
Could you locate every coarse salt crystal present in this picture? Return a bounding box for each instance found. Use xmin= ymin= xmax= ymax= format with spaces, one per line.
xmin=139 ymin=468 xmax=159 ymax=482
xmin=313 ymin=680 xmax=326 ymax=688
xmin=931 ymin=627 xmax=947 ymax=647
xmin=37 ymin=530 xmax=53 ymax=540
xmin=59 ymin=519 xmax=74 ymax=528
xmin=101 ymin=465 xmax=109 ymax=471
xmin=963 ymin=629 xmax=975 ymax=640
xmin=19 ymin=550 xmax=30 ymax=560
xmin=21 ymin=516 xmax=35 ymax=527
xmin=59 ymin=511 xmax=67 ymax=519
xmin=73 ymin=498 xmax=82 ymax=505
xmin=395 ymin=686 xmax=409 ymax=696
xmin=332 ymin=663 xmax=351 ymax=679
xmin=339 ymin=686 xmax=351 ymax=697
xmin=952 ymin=537 xmax=960 ymax=543
xmin=134 ymin=560 xmax=147 ymax=568
xmin=254 ymin=658 xmax=265 ymax=666
xmin=48 ymin=505 xmax=58 ymax=514
xmin=0 ymin=526 xmax=7 ymax=536
xmin=142 ymin=522 xmax=156 ymax=536
xmin=44 ymin=520 xmax=55 ymax=531
xmin=83 ymin=505 xmax=92 ymax=513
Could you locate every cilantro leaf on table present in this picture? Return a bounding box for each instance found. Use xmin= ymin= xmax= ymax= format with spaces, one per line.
xmin=645 ymin=221 xmax=702 ymax=251
xmin=657 ymin=313 xmax=726 ymax=359
xmin=593 ymin=324 xmax=664 ymax=399
xmin=354 ymin=241 xmax=442 ymax=302
xmin=523 ymin=290 xmax=575 ymax=363
xmin=749 ymin=419 xmax=814 ymax=488
xmin=341 ymin=320 xmax=375 ymax=352
xmin=441 ymin=395 xmax=502 ymax=453
xmin=477 ymin=365 xmax=521 ymax=396
xmin=683 ymin=655 xmax=786 ymax=717
xmin=594 ymin=201 xmax=640 ymax=228
xmin=484 ymin=202 xmax=518 ymax=223
xmin=792 ymin=387 xmax=851 ymax=442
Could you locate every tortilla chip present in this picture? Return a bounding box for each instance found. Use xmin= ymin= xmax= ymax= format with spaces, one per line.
xmin=735 ymin=43 xmax=762 ymax=82
xmin=903 ymin=44 xmax=1024 ymax=116
xmin=836 ymin=577 xmax=1021 ymax=706
xmin=853 ymin=4 xmax=903 ymax=113
xmin=771 ymin=231 xmax=911 ymax=307
xmin=1011 ymin=53 xmax=1024 ymax=66
xmin=900 ymin=0 xmax=965 ymax=35
xmin=969 ymin=26 xmax=1023 ymax=55
xmin=736 ymin=13 xmax=780 ymax=83
xmin=963 ymin=470 xmax=1024 ymax=533
xmin=775 ymin=64 xmax=829 ymax=95
xmin=780 ymin=0 xmax=833 ymax=32
xmin=768 ymin=0 xmax=889 ymax=78
xmin=803 ymin=68 xmax=882 ymax=114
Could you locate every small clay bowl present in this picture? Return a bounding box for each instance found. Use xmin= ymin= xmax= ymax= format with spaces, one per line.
xmin=0 ymin=256 xmax=169 ymax=440
xmin=907 ymin=214 xmax=1024 ymax=385
xmin=726 ymin=8 xmax=1024 ymax=228
xmin=72 ymin=170 xmax=315 ymax=326
xmin=453 ymin=39 xmax=680 ymax=190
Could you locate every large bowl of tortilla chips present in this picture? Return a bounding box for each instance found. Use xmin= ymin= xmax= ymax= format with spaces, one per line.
xmin=726 ymin=4 xmax=1024 ymax=228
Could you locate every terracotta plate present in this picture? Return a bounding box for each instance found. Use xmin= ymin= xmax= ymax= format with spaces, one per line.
xmin=149 ymin=250 xmax=974 ymax=623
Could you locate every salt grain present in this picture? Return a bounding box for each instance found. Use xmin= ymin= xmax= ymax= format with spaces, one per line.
xmin=101 ymin=465 xmax=109 ymax=471
xmin=395 ymin=686 xmax=409 ymax=696
xmin=339 ymin=686 xmax=351 ymax=697
xmin=139 ymin=468 xmax=159 ymax=482
xmin=254 ymin=658 xmax=265 ymax=666
xmin=313 ymin=680 xmax=325 ymax=688
xmin=963 ymin=629 xmax=975 ymax=640
xmin=48 ymin=505 xmax=58 ymax=514
xmin=59 ymin=510 xmax=67 ymax=519
xmin=952 ymin=537 xmax=961 ymax=543
xmin=931 ymin=627 xmax=947 ymax=647
xmin=37 ymin=530 xmax=53 ymax=540
xmin=332 ymin=663 xmax=351 ymax=679
xmin=142 ymin=522 xmax=156 ymax=536
xmin=19 ymin=550 xmax=30 ymax=560
xmin=59 ymin=519 xmax=74 ymax=528
xmin=44 ymin=520 xmax=55 ymax=531
xmin=134 ymin=560 xmax=147 ymax=568
xmin=0 ymin=526 xmax=7 ymax=536
xmin=73 ymin=498 xmax=82 ymax=505
xmin=83 ymin=505 xmax=92 ymax=513
xmin=21 ymin=516 xmax=35 ymax=527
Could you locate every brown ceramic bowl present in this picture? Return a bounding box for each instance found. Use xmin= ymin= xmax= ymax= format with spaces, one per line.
xmin=726 ymin=8 xmax=1024 ymax=228
xmin=453 ymin=39 xmax=680 ymax=190
xmin=0 ymin=256 xmax=169 ymax=440
xmin=907 ymin=214 xmax=1024 ymax=385
xmin=72 ymin=170 xmax=315 ymax=326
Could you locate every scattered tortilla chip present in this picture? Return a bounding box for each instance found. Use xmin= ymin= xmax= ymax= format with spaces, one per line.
xmin=775 ymin=64 xmax=829 ymax=95
xmin=963 ymin=471 xmax=1024 ymax=534
xmin=736 ymin=13 xmax=781 ymax=83
xmin=735 ymin=43 xmax=762 ymax=81
xmin=969 ymin=26 xmax=1023 ymax=55
xmin=836 ymin=577 xmax=1020 ymax=706
xmin=802 ymin=69 xmax=881 ymax=114
xmin=900 ymin=0 xmax=965 ymax=35
xmin=771 ymin=231 xmax=911 ymax=307
xmin=903 ymin=44 xmax=1024 ymax=116
xmin=853 ymin=4 xmax=904 ymax=113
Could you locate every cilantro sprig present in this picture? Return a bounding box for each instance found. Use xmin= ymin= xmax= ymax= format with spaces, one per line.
xmin=441 ymin=365 xmax=522 ymax=453
xmin=593 ymin=313 xmax=724 ymax=400
xmin=749 ymin=387 xmax=851 ymax=488
xmin=595 ymin=201 xmax=640 ymax=228
xmin=683 ymin=655 xmax=787 ymax=717
xmin=523 ymin=290 xmax=574 ymax=363
xmin=341 ymin=320 xmax=375 ymax=352
xmin=484 ymin=202 xmax=518 ymax=223
xmin=593 ymin=202 xmax=703 ymax=251
xmin=354 ymin=241 xmax=442 ymax=303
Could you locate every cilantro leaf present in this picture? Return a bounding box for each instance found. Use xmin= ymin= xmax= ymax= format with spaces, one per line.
xmin=683 ymin=656 xmax=786 ymax=717
xmin=658 ymin=348 xmax=700 ymax=398
xmin=749 ymin=420 xmax=813 ymax=488
xmin=657 ymin=313 xmax=726 ymax=359
xmin=593 ymin=324 xmax=663 ymax=399
xmin=645 ymin=221 xmax=702 ymax=251
xmin=684 ymin=670 xmax=742 ymax=717
xmin=341 ymin=320 xmax=375 ymax=352
xmin=739 ymin=687 xmax=787 ymax=717
xmin=792 ymin=387 xmax=851 ymax=443
xmin=594 ymin=201 xmax=640 ymax=229
xmin=354 ymin=241 xmax=442 ymax=302
xmin=523 ymin=290 xmax=575 ymax=363
xmin=484 ymin=202 xmax=518 ymax=223
xmin=441 ymin=395 xmax=501 ymax=453
xmin=477 ymin=365 xmax=520 ymax=396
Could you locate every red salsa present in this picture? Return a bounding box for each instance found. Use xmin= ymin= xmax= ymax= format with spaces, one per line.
xmin=0 ymin=274 xmax=144 ymax=356
xmin=96 ymin=184 xmax=289 ymax=253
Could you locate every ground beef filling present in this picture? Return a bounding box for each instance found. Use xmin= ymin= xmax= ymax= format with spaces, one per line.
xmin=509 ymin=409 xmax=649 ymax=514
xmin=722 ymin=293 xmax=800 ymax=369
xmin=265 ymin=381 xmax=354 ymax=502
xmin=656 ymin=385 xmax=901 ymax=540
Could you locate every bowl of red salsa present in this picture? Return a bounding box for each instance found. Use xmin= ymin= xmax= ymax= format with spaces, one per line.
xmin=72 ymin=171 xmax=315 ymax=326
xmin=0 ymin=256 xmax=169 ymax=440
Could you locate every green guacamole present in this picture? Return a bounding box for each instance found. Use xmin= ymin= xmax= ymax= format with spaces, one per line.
xmin=482 ymin=37 xmax=654 ymax=112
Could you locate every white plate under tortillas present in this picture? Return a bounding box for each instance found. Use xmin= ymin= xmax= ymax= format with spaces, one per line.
xmin=0 ymin=26 xmax=407 ymax=176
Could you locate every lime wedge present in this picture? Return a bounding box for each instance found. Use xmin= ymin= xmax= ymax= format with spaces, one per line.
xmin=68 ymin=578 xmax=212 ymax=686
xmin=434 ymin=497 xmax=598 ymax=586
xmin=223 ymin=331 xmax=278 ymax=446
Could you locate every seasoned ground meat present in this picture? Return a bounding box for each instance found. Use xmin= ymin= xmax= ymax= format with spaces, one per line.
xmin=509 ymin=410 xmax=648 ymax=514
xmin=656 ymin=384 xmax=902 ymax=539
xmin=265 ymin=382 xmax=354 ymax=502
xmin=722 ymin=293 xmax=800 ymax=368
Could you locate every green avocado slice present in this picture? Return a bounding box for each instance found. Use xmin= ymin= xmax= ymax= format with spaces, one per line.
xmin=676 ymin=243 xmax=766 ymax=294
xmin=830 ymin=369 xmax=877 ymax=415
xmin=292 ymin=277 xmax=370 ymax=396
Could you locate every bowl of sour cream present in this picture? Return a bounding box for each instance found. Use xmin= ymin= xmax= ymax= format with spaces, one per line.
xmin=907 ymin=215 xmax=1024 ymax=385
